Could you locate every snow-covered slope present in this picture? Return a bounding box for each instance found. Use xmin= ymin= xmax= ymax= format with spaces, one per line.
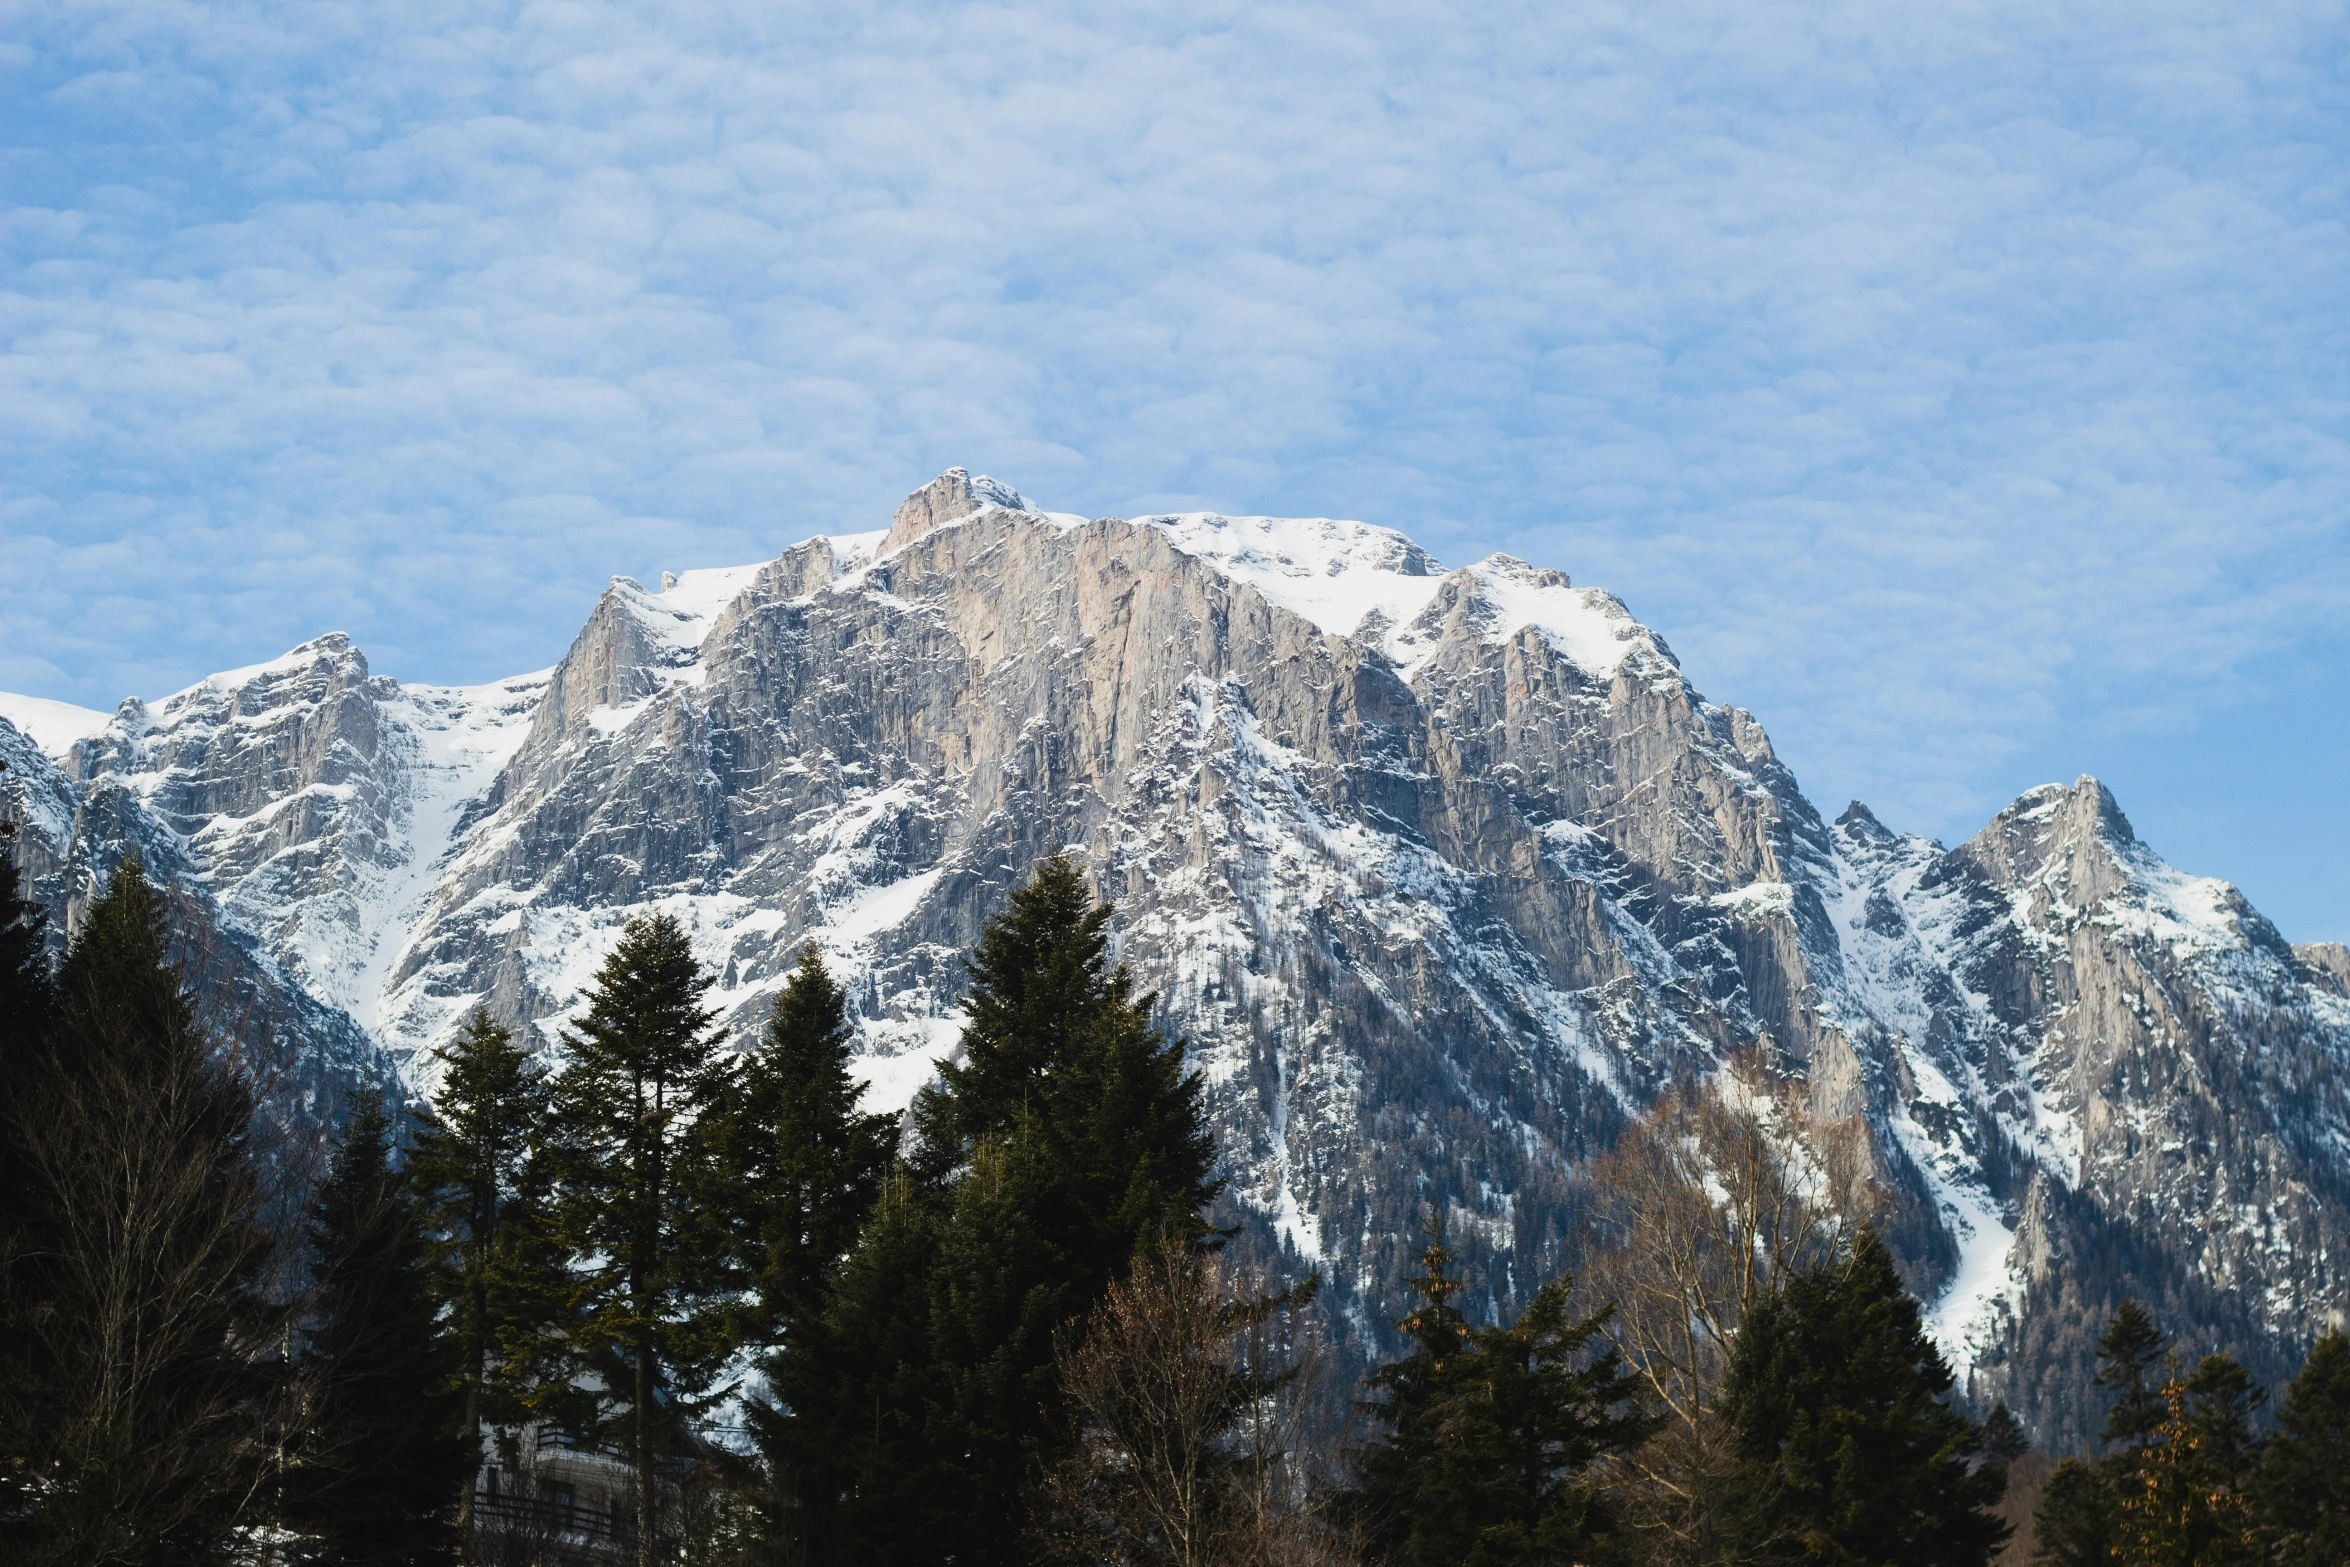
xmin=7 ymin=467 xmax=2343 ymax=1446
xmin=0 ymin=692 xmax=111 ymax=758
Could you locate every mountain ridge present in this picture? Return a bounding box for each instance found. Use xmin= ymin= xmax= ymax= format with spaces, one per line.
xmin=2 ymin=466 xmax=2341 ymax=1448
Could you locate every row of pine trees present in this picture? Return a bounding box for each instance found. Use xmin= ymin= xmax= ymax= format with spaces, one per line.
xmin=3 ymin=849 xmax=2347 ymax=1565
xmin=2026 ymin=1300 xmax=2350 ymax=1566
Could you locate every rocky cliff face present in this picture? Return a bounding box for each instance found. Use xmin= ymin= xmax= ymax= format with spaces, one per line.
xmin=0 ymin=656 xmax=403 ymax=1138
xmin=4 ymin=468 xmax=2342 ymax=1444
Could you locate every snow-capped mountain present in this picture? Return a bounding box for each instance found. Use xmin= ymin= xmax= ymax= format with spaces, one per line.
xmin=4 ymin=469 xmax=2343 ymax=1445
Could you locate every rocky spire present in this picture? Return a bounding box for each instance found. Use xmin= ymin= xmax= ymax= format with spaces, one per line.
xmin=881 ymin=467 xmax=1037 ymax=554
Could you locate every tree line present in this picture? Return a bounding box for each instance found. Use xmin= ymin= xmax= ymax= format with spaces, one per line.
xmin=1 ymin=850 xmax=2344 ymax=1566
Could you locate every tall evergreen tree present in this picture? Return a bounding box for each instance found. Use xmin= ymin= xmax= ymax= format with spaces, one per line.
xmin=777 ymin=857 xmax=1220 ymax=1567
xmin=2254 ymin=1330 xmax=2350 ymax=1567
xmin=2036 ymin=1459 xmax=2119 ymax=1567
xmin=0 ymin=831 xmax=51 ymax=1080
xmin=2113 ymin=1353 xmax=2261 ymax=1567
xmin=545 ymin=913 xmax=734 ymax=1567
xmin=722 ymin=945 xmax=898 ymax=1342
xmin=721 ymin=947 xmax=898 ymax=1561
xmin=1341 ymin=1219 xmax=1650 ymax=1567
xmin=2096 ymin=1300 xmax=2172 ymax=1451
xmin=4 ymin=859 xmax=280 ymax=1565
xmin=407 ymin=1007 xmax=555 ymax=1527
xmin=0 ymin=846 xmax=56 ymax=1534
xmin=910 ymin=856 xmax=1218 ymax=1271
xmin=2033 ymin=1300 xmax=2172 ymax=1566
xmin=767 ymin=1172 xmax=947 ymax=1565
xmin=284 ymin=1091 xmax=473 ymax=1565
xmin=1719 ymin=1226 xmax=2008 ymax=1566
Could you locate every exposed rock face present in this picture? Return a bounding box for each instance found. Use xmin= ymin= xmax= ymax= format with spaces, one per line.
xmin=4 ymin=467 xmax=2343 ymax=1444
xmin=1829 ymin=784 xmax=2350 ymax=1445
xmin=0 ymin=672 xmax=399 ymax=1137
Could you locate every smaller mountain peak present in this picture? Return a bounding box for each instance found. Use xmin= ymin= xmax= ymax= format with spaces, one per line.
xmin=884 ymin=468 xmax=1038 ymax=554
xmin=1836 ymin=800 xmax=1896 ymax=844
xmin=175 ymin=635 xmax=368 ymax=705
xmin=1471 ymin=552 xmax=1571 ymax=590
xmin=2064 ymin=774 xmax=2134 ymax=844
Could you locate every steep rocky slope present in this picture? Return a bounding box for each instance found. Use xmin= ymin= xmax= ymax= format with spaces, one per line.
xmin=4 ymin=469 xmax=2342 ymax=1443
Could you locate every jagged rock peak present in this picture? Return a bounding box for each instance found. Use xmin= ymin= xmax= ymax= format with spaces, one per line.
xmin=2006 ymin=775 xmax=2134 ymax=841
xmin=1835 ymin=799 xmax=1897 ymax=844
xmin=884 ymin=467 xmax=1039 ymax=553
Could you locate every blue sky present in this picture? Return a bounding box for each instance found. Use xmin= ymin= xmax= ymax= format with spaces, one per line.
xmin=4 ymin=1 xmax=2346 ymax=940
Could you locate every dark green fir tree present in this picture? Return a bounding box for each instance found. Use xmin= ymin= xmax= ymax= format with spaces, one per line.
xmin=721 ymin=947 xmax=898 ymax=1559
xmin=2035 ymin=1458 xmax=2119 ymax=1567
xmin=407 ymin=1007 xmax=556 ymax=1525
xmin=545 ymin=913 xmax=735 ymax=1567
xmin=0 ymin=829 xmax=51 ymax=1087
xmin=0 ymin=835 xmax=55 ymax=1536
xmin=1720 ymin=1227 xmax=2009 ymax=1567
xmin=2255 ymin=1330 xmax=2350 ymax=1567
xmin=2033 ymin=1299 xmax=2171 ymax=1566
xmin=722 ymin=945 xmax=898 ymax=1341
xmin=6 ymin=859 xmax=279 ymax=1565
xmin=777 ymin=856 xmax=1219 ymax=1567
xmin=2114 ymin=1352 xmax=2261 ymax=1567
xmin=285 ymin=1091 xmax=473 ymax=1565
xmin=1342 ymin=1218 xmax=1650 ymax=1567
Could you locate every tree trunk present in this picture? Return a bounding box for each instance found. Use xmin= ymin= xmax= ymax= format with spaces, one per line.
xmin=458 ymin=1271 xmax=485 ymax=1538
xmin=636 ymin=1326 xmax=655 ymax=1567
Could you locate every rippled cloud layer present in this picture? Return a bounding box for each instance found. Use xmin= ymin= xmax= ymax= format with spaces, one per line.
xmin=5 ymin=0 xmax=2345 ymax=932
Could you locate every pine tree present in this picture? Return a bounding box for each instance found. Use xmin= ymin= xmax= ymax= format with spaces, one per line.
xmin=1981 ymin=1403 xmax=2030 ymax=1466
xmin=545 ymin=913 xmax=734 ymax=1567
xmin=407 ymin=1007 xmax=555 ymax=1527
xmin=2097 ymin=1300 xmax=2171 ymax=1451
xmin=1341 ymin=1219 xmax=1650 ymax=1567
xmin=0 ymin=835 xmax=50 ymax=1075
xmin=1719 ymin=1226 xmax=2009 ymax=1566
xmin=284 ymin=1091 xmax=473 ymax=1564
xmin=778 ymin=857 xmax=1220 ymax=1567
xmin=909 ymin=857 xmax=1218 ymax=1267
xmin=2036 ymin=1458 xmax=2119 ymax=1567
xmin=717 ymin=947 xmax=898 ymax=1561
xmin=2254 ymin=1330 xmax=2350 ymax=1567
xmin=0 ymin=848 xmax=56 ymax=1532
xmin=763 ymin=1172 xmax=946 ymax=1565
xmin=2033 ymin=1299 xmax=2172 ymax=1566
xmin=721 ymin=945 xmax=897 ymax=1342
xmin=4 ymin=859 xmax=281 ymax=1565
xmin=2114 ymin=1353 xmax=2262 ymax=1567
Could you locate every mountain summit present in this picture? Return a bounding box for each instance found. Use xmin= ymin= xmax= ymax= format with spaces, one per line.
xmin=4 ymin=470 xmax=2343 ymax=1446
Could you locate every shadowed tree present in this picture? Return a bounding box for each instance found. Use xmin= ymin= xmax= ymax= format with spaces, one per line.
xmin=2034 ymin=1299 xmax=2173 ymax=1567
xmin=1719 ymin=1227 xmax=2008 ymax=1566
xmin=2254 ymin=1330 xmax=2350 ymax=1567
xmin=283 ymin=1090 xmax=473 ymax=1564
xmin=1341 ymin=1217 xmax=1650 ymax=1567
xmin=3 ymin=859 xmax=282 ymax=1565
xmin=775 ymin=857 xmax=1220 ymax=1567
xmin=720 ymin=946 xmax=898 ymax=1560
xmin=544 ymin=913 xmax=734 ymax=1567
xmin=408 ymin=1007 xmax=556 ymax=1533
xmin=0 ymin=845 xmax=57 ymax=1535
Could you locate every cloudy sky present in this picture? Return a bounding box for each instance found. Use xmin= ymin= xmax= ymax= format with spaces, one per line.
xmin=5 ymin=0 xmax=2346 ymax=939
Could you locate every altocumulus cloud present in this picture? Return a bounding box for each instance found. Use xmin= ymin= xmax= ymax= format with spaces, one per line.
xmin=2 ymin=0 xmax=2346 ymax=932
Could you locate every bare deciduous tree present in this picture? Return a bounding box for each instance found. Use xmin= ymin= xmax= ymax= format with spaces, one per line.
xmin=1034 ymin=1237 xmax=1355 ymax=1567
xmin=1573 ymin=1067 xmax=1876 ymax=1564
xmin=0 ymin=863 xmax=310 ymax=1567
